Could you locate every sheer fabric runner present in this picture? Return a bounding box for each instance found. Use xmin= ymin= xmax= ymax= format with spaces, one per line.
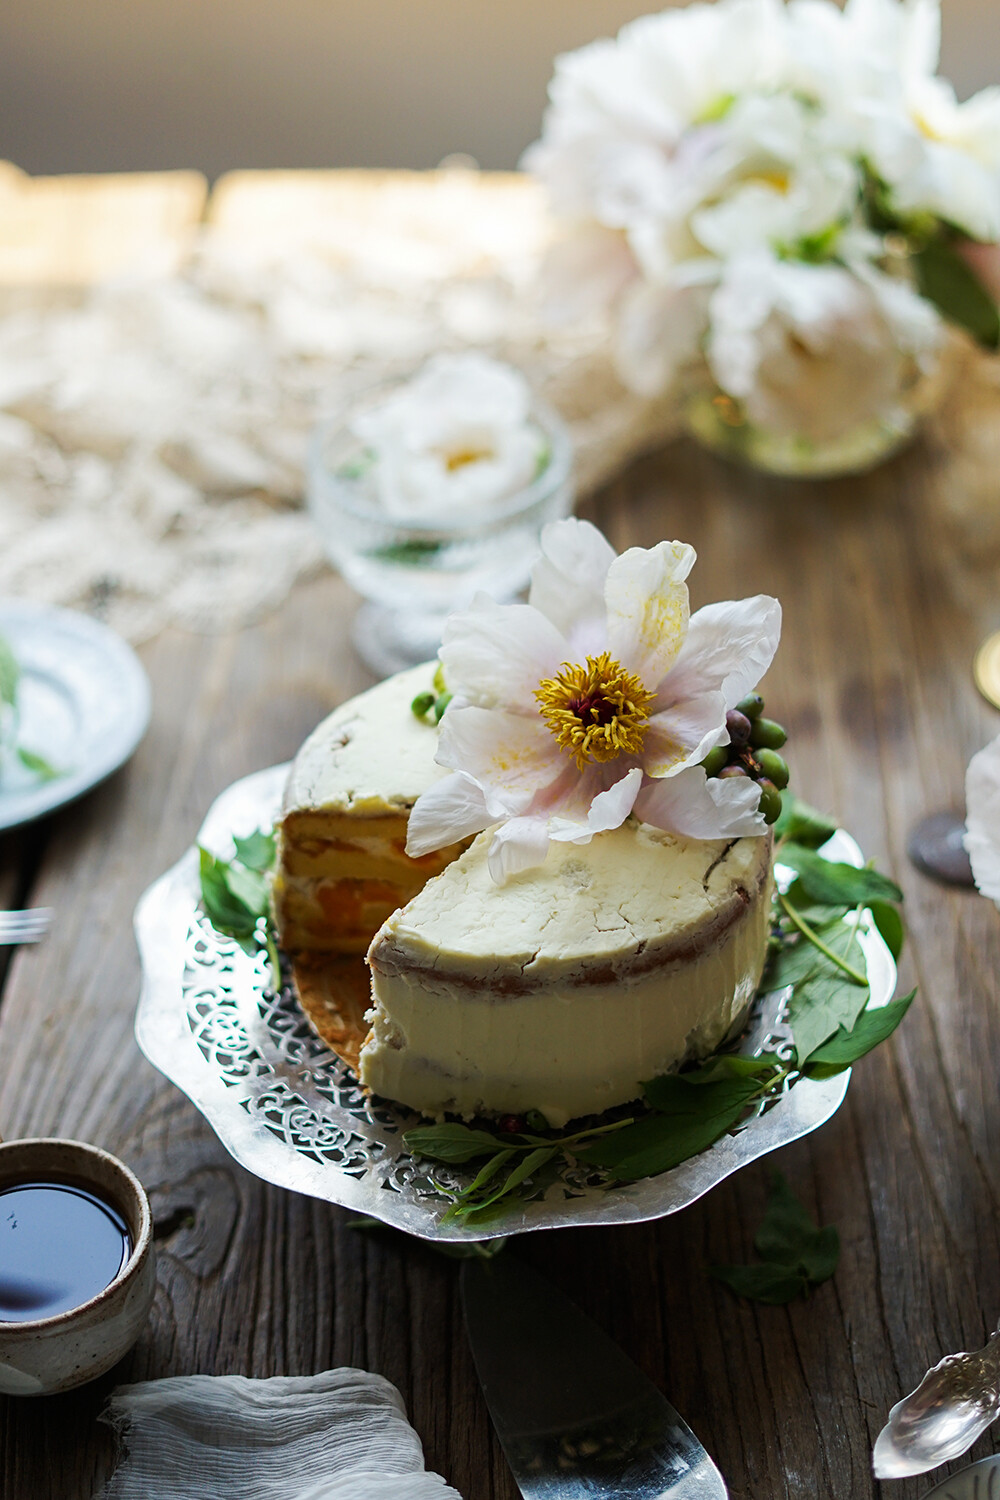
xmin=94 ymin=1368 xmax=463 ymax=1500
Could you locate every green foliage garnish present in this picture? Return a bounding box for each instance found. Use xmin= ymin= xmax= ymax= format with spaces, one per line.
xmin=770 ymin=792 xmax=910 ymax=1062
xmin=198 ymin=831 xmax=279 ymax=987
xmin=712 ymin=1172 xmax=840 ymax=1304
xmin=370 ymin=539 xmax=443 ymax=566
xmin=403 ymin=1116 xmax=636 ymax=1224
xmin=803 ymin=990 xmax=916 ymax=1075
xmin=0 ymin=634 xmax=19 ymax=709
xmin=777 ymin=843 xmax=902 ymax=906
xmin=336 ymin=449 xmax=377 ymax=481
xmin=0 ymin=631 xmax=64 ymax=784
xmin=773 ymin=795 xmax=838 ymax=848
xmin=233 ymin=830 xmax=278 ymax=872
xmin=914 ymin=235 xmax=1000 ymax=350
xmin=15 ymin=747 xmax=60 ymax=781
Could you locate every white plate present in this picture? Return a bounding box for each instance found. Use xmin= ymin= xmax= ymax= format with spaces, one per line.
xmin=135 ymin=766 xmax=898 ymax=1243
xmin=0 ymin=600 xmax=151 ymax=831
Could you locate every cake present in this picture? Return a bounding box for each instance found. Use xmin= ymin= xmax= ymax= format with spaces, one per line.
xmin=274 ymin=662 xmax=774 ymax=1128
xmin=272 ymin=663 xmax=467 ymax=956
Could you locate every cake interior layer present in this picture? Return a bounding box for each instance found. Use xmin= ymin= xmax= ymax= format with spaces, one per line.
xmin=360 ymin=869 xmax=772 ymax=1128
xmin=274 ymin=812 xmax=466 ymax=954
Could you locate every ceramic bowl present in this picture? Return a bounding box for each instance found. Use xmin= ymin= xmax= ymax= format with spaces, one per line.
xmin=0 ymin=1138 xmax=155 ymax=1396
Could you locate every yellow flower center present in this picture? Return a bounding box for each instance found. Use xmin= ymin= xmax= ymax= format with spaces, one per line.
xmin=534 ymin=652 xmax=655 ymax=770
xmin=443 ymin=446 xmax=493 ymax=472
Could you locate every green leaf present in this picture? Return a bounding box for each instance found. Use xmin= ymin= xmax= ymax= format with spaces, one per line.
xmin=369 ymin=539 xmax=443 ymax=566
xmin=15 ymin=746 xmax=61 ymax=781
xmin=452 ymin=1146 xmax=558 ymax=1219
xmin=0 ymin=633 xmax=19 ymax=709
xmin=402 ymin=1123 xmax=507 ymax=1164
xmin=711 ymin=1172 xmax=840 ymax=1303
xmin=779 ymin=843 xmax=902 ymax=906
xmin=753 ymin=1172 xmax=832 ymax=1269
xmin=914 ymin=237 xmax=1000 ymax=350
xmin=803 ymin=990 xmax=916 ymax=1074
xmin=869 ymin=899 xmax=905 ymax=961
xmin=576 ymin=1076 xmax=760 ymax=1180
xmin=233 ymin=830 xmax=277 ymax=873
xmin=711 ymin=1263 xmax=809 ymax=1304
xmin=223 ymin=861 xmax=270 ymax=920
xmin=773 ymin=793 xmax=838 ymax=849
xmin=198 ymin=847 xmax=259 ymax=936
xmin=681 ymin=1054 xmax=778 ymax=1085
xmin=774 ymin=922 xmax=871 ymax=1060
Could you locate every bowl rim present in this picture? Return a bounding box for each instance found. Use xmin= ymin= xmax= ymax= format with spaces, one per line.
xmin=0 ymin=1137 xmax=152 ymax=1333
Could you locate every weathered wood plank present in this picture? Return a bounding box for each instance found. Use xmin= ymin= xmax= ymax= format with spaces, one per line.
xmin=3 ymin=431 xmax=1000 ymax=1499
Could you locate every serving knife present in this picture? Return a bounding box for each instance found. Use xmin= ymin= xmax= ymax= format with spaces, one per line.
xmin=461 ymin=1254 xmax=728 ymax=1499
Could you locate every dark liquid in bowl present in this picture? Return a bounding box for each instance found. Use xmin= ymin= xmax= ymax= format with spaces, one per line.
xmin=0 ymin=1180 xmax=132 ymax=1323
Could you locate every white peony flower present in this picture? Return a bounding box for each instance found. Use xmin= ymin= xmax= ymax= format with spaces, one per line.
xmin=350 ymin=354 xmax=544 ymax=519
xmin=834 ymin=0 xmax=1000 ymax=243
xmin=965 ymin=734 xmax=1000 ymax=905
xmin=706 ymin=249 xmax=941 ymax=441
xmin=525 ymin=0 xmax=996 ymax=429
xmin=406 ymin=517 xmax=781 ymax=882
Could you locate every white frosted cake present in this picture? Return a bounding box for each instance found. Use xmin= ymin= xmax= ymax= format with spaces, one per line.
xmin=365 ymin=823 xmax=771 ymax=1126
xmin=274 ymin=663 xmax=773 ymax=1127
xmin=272 ymin=664 xmax=465 ymax=955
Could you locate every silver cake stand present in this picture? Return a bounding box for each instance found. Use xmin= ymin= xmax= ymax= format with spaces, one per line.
xmin=134 ymin=765 xmax=897 ymax=1243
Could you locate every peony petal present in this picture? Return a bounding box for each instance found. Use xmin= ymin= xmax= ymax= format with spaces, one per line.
xmin=604 ymin=539 xmax=696 ymax=685
xmin=642 ymin=691 xmax=729 ymax=777
xmin=405 ymin=773 xmax=493 ymax=858
xmin=965 ymin=734 xmax=1000 ymax=906
xmin=487 ymin=817 xmax=553 ymax=883
xmin=549 ymin=766 xmax=643 ymax=843
xmin=654 ymin=595 xmax=781 ymax=711
xmin=440 ymin=596 xmax=567 ymax=708
xmin=436 ymin=704 xmax=565 ymax=816
xmin=528 ymin=517 xmax=616 ymax=653
xmin=635 ymin=766 xmax=767 ymax=839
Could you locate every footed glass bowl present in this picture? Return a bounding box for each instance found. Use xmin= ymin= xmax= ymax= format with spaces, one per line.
xmin=683 ymin=387 xmax=921 ymax=479
xmin=307 ymin=398 xmax=573 ymax=676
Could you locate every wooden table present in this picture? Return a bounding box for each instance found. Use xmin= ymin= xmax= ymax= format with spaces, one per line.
xmin=3 ymin=170 xmax=1000 ymax=1500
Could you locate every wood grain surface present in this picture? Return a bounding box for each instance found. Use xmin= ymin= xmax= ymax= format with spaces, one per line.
xmin=3 ymin=428 xmax=1000 ymax=1500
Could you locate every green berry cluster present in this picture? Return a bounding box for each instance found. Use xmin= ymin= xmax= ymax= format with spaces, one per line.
xmin=700 ymin=694 xmax=789 ymax=826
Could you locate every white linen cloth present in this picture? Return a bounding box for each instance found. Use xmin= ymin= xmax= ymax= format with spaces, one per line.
xmin=0 ymin=171 xmax=678 ymax=644
xmin=94 ymin=1368 xmax=463 ymax=1500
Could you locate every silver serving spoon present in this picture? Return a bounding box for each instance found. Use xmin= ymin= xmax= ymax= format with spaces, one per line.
xmin=874 ymin=1324 xmax=1000 ymax=1479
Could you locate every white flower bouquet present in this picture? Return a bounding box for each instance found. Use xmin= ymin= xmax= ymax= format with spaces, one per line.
xmin=524 ymin=0 xmax=1000 ymax=474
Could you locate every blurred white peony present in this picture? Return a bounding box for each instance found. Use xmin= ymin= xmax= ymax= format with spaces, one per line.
xmin=350 ymin=353 xmax=546 ymax=519
xmin=524 ymin=0 xmax=1000 ymax=451
xmin=965 ymin=734 xmax=1000 ymax=905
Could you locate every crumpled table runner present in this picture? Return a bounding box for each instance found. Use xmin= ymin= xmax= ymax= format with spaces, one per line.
xmin=93 ymin=1368 xmax=463 ymax=1500
xmin=0 ymin=169 xmax=677 ymax=644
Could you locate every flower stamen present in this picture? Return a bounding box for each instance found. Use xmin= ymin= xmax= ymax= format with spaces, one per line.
xmin=534 ymin=651 xmax=655 ymax=769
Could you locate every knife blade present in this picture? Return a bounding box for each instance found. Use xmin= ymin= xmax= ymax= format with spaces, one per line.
xmin=461 ymin=1254 xmax=728 ymax=1499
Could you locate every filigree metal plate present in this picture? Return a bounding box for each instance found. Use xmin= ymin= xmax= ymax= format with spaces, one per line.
xmin=135 ymin=765 xmax=897 ymax=1243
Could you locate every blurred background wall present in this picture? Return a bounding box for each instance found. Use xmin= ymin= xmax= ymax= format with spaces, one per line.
xmin=2 ymin=0 xmax=998 ymax=179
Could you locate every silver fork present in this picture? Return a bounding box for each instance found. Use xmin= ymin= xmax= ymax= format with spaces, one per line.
xmin=0 ymin=908 xmax=53 ymax=945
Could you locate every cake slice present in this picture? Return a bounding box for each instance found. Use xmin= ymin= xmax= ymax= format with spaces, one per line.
xmin=272 ymin=663 xmax=466 ymax=955
xmin=362 ymin=822 xmax=773 ymax=1127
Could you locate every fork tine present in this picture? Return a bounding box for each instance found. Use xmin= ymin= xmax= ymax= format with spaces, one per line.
xmin=0 ymin=908 xmax=54 ymax=943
